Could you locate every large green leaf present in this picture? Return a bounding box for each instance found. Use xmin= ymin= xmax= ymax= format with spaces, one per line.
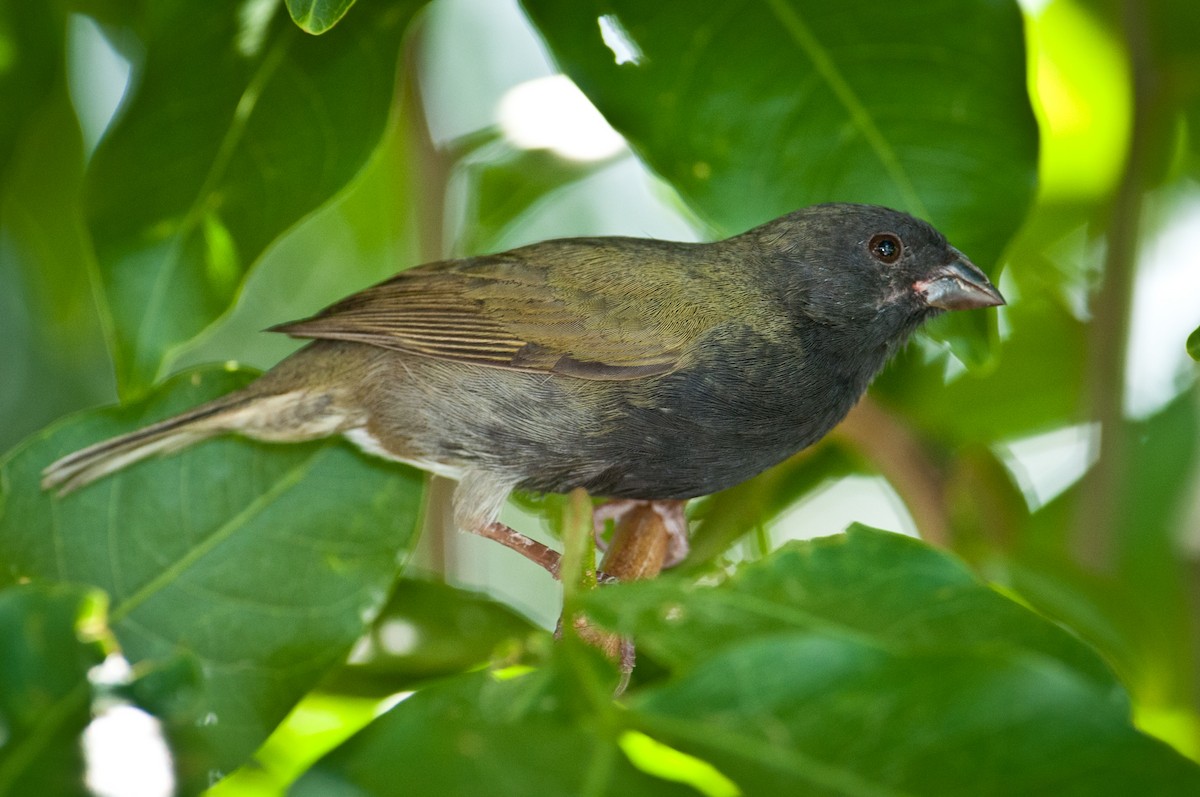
xmin=630 ymin=635 xmax=1198 ymax=796
xmin=299 ymin=526 xmax=1200 ymax=795
xmin=292 ymin=661 xmax=698 ymax=797
xmin=585 ymin=525 xmax=1114 ymax=686
xmin=83 ymin=0 xmax=423 ymax=392
xmin=520 ymin=0 xmax=1037 ymax=365
xmin=0 ymin=366 xmax=423 ymax=793
xmin=0 ymin=584 xmax=109 ymax=797
xmin=586 ymin=527 xmax=1200 ymax=795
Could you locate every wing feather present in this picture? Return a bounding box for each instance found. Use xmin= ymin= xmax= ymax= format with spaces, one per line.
xmin=271 ymin=243 xmax=706 ymax=381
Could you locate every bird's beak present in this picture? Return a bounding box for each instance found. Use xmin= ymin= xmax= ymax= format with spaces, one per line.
xmin=913 ymin=252 xmax=1005 ymax=310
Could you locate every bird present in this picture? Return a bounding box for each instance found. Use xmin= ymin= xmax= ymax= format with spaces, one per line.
xmin=42 ymin=203 xmax=1003 ymax=571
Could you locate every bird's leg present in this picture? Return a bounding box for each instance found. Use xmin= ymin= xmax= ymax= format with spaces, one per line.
xmin=577 ymin=499 xmax=687 ymax=693
xmin=473 ymin=521 xmax=562 ymax=579
xmin=593 ymin=499 xmax=690 ymax=568
xmin=455 ymin=470 xmax=564 ymax=578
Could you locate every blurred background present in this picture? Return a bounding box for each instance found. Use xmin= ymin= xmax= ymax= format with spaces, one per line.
xmin=3 ymin=0 xmax=1200 ymax=793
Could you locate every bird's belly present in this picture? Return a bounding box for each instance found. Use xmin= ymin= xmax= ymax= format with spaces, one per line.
xmin=573 ymin=415 xmax=821 ymax=500
xmin=343 ymin=427 xmax=466 ymax=481
xmin=362 ymin=349 xmax=864 ymax=503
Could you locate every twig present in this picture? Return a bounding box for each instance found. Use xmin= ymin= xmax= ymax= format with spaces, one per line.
xmin=833 ymin=397 xmax=950 ymax=546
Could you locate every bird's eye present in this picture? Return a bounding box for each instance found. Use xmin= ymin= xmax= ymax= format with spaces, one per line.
xmin=868 ymin=233 xmax=903 ymax=264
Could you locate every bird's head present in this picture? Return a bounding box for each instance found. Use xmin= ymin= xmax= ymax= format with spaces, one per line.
xmin=752 ymin=203 xmax=1004 ymax=341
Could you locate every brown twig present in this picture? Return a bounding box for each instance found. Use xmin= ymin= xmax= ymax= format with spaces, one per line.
xmin=833 ymin=397 xmax=950 ymax=546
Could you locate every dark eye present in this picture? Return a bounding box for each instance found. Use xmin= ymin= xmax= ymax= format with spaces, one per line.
xmin=868 ymin=233 xmax=903 ymax=264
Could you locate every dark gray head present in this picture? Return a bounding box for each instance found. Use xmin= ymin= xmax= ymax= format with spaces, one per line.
xmin=746 ymin=203 xmax=1003 ymax=341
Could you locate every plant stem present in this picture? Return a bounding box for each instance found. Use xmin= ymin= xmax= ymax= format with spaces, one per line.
xmin=1072 ymin=0 xmax=1162 ymax=572
xmin=401 ymin=20 xmax=457 ymax=576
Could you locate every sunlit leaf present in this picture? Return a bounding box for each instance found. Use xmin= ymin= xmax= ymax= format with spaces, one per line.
xmin=293 ymin=662 xmax=697 ymax=797
xmin=286 ymin=0 xmax=357 ymax=35
xmin=0 ymin=366 xmax=423 ymax=792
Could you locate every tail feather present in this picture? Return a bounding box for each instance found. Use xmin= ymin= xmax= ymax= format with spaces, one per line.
xmin=41 ymin=394 xmax=256 ymax=496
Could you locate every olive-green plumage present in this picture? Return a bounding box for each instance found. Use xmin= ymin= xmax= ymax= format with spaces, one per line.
xmin=43 ymin=203 xmax=1003 ymax=536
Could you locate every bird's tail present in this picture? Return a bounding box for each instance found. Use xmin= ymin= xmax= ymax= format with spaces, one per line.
xmin=41 ymin=385 xmax=357 ymax=496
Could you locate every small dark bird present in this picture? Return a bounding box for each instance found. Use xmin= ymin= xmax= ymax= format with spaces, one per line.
xmin=42 ymin=204 xmax=1003 ymax=569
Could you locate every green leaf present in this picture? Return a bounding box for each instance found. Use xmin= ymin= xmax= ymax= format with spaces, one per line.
xmin=0 ymin=2 xmax=64 ymax=181
xmin=84 ymin=0 xmax=424 ymax=392
xmin=585 ymin=525 xmax=1114 ymax=688
xmin=520 ymin=0 xmax=1038 ymax=365
xmin=1007 ymin=392 xmax=1200 ymax=724
xmin=686 ymin=445 xmax=859 ymax=567
xmin=520 ymin=0 xmax=1037 ymax=253
xmin=322 ymin=577 xmax=542 ymax=695
xmin=0 ymin=366 xmax=424 ymax=793
xmin=292 ymin=663 xmax=697 ymax=797
xmin=0 ymin=88 xmax=116 ymax=453
xmin=631 ymin=635 xmax=1199 ymax=796
xmin=877 ymin=290 xmax=1089 ymax=444
xmin=587 ymin=528 xmax=1199 ymax=794
xmin=1188 ymin=324 xmax=1200 ymax=360
xmin=457 ymin=136 xmax=619 ymax=254
xmin=286 ymin=0 xmax=358 ymax=35
xmin=0 ymin=583 xmax=109 ymax=797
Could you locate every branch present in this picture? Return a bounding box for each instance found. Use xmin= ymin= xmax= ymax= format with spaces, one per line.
xmin=832 ymin=397 xmax=950 ymax=546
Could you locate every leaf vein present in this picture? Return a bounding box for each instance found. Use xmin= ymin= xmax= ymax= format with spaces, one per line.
xmin=108 ymin=449 xmax=325 ymax=623
xmin=760 ymin=0 xmax=927 ymax=216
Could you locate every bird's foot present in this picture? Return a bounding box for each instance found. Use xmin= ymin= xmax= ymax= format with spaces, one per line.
xmin=593 ymin=499 xmax=689 ymax=568
xmin=584 ymin=499 xmax=687 ymax=695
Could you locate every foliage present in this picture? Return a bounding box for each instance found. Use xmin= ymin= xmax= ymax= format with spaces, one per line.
xmin=2 ymin=0 xmax=1199 ymax=795
xmin=0 ymin=584 xmax=109 ymax=797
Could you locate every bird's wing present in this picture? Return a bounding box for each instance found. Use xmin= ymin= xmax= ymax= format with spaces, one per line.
xmin=272 ymin=240 xmax=714 ymax=381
